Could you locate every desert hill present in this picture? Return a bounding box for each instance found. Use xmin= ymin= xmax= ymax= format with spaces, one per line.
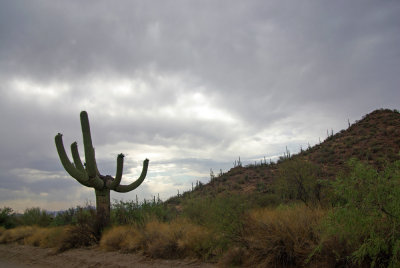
xmin=168 ymin=108 xmax=400 ymax=202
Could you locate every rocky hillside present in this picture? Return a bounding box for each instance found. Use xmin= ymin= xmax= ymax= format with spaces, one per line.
xmin=169 ymin=109 xmax=400 ymax=200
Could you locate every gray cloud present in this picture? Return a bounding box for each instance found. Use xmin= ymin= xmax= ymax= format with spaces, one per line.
xmin=0 ymin=0 xmax=399 ymax=211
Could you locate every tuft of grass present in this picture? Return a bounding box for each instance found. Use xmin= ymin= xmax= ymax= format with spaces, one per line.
xmin=0 ymin=226 xmax=38 ymax=244
xmin=142 ymin=220 xmax=178 ymax=258
xmin=175 ymin=219 xmax=213 ymax=259
xmin=221 ymin=205 xmax=325 ymax=267
xmin=100 ymin=225 xmax=141 ymax=252
xmin=24 ymin=226 xmax=66 ymax=248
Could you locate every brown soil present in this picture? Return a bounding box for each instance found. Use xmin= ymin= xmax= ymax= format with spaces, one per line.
xmin=0 ymin=244 xmax=216 ymax=268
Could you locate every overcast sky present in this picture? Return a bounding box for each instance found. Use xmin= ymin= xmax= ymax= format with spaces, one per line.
xmin=0 ymin=1 xmax=399 ymax=211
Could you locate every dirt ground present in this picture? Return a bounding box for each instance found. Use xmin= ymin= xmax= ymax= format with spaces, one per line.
xmin=0 ymin=244 xmax=216 ymax=268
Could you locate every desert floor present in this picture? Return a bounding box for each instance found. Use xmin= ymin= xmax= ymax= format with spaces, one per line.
xmin=0 ymin=244 xmax=216 ymax=268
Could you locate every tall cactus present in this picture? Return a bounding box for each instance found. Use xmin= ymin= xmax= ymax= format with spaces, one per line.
xmin=55 ymin=111 xmax=149 ymax=230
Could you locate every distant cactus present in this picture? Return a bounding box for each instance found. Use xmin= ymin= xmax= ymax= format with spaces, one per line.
xmin=55 ymin=111 xmax=149 ymax=231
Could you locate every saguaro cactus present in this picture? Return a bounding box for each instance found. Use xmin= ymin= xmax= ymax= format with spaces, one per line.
xmin=55 ymin=111 xmax=149 ymax=230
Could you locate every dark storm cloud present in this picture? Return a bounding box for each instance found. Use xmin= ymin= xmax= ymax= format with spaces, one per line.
xmin=0 ymin=0 xmax=399 ymax=210
xmin=2 ymin=1 xmax=399 ymax=121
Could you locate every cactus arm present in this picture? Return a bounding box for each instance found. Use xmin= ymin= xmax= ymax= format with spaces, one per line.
xmin=80 ymin=111 xmax=104 ymax=189
xmin=55 ymin=133 xmax=88 ymax=184
xmin=80 ymin=111 xmax=97 ymax=179
xmin=88 ymin=174 xmax=104 ymax=189
xmin=93 ymin=148 xmax=102 ymax=176
xmin=115 ymin=159 xmax=149 ymax=193
xmin=70 ymin=142 xmax=92 ymax=187
xmin=110 ymin=154 xmax=124 ymax=190
xmin=71 ymin=142 xmax=85 ymax=172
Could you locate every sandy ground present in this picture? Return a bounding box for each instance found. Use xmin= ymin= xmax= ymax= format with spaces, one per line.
xmin=0 ymin=244 xmax=216 ymax=268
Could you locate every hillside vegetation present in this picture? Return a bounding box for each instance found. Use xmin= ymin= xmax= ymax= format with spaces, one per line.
xmin=176 ymin=109 xmax=400 ymax=200
xmin=1 ymin=108 xmax=400 ymax=267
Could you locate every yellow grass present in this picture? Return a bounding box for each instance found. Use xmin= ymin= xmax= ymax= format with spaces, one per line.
xmin=24 ymin=226 xmax=66 ymax=248
xmin=220 ymin=205 xmax=326 ymax=267
xmin=100 ymin=219 xmax=213 ymax=259
xmin=100 ymin=225 xmax=141 ymax=252
xmin=0 ymin=225 xmax=92 ymax=253
xmin=0 ymin=226 xmax=38 ymax=244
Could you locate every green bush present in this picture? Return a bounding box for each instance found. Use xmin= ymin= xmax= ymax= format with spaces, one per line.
xmin=182 ymin=194 xmax=248 ymax=250
xmin=0 ymin=207 xmax=16 ymax=229
xmin=111 ymin=199 xmax=175 ymax=226
xmin=21 ymin=207 xmax=52 ymax=227
xmin=274 ymin=159 xmax=323 ymax=206
xmin=51 ymin=207 xmax=78 ymax=226
xmin=325 ymin=159 xmax=400 ymax=267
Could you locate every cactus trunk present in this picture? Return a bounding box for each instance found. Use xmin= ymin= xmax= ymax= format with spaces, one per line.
xmin=55 ymin=111 xmax=149 ymax=233
xmin=95 ymin=188 xmax=111 ymax=230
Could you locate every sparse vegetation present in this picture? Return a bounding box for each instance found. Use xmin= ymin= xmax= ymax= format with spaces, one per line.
xmin=2 ymin=109 xmax=400 ymax=267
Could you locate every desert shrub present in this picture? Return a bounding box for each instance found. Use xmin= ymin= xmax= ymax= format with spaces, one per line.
xmin=249 ymin=192 xmax=281 ymax=207
xmin=182 ymin=194 xmax=248 ymax=250
xmin=51 ymin=207 xmax=78 ymax=226
xmin=324 ymin=159 xmax=400 ymax=267
xmin=0 ymin=208 xmax=98 ymax=251
xmin=274 ymin=159 xmax=324 ymax=207
xmin=20 ymin=207 xmax=52 ymax=227
xmin=0 ymin=207 xmax=16 ymax=229
xmin=111 ymin=199 xmax=175 ymax=226
xmin=52 ymin=206 xmax=99 ymax=252
xmin=222 ymin=205 xmax=325 ymax=267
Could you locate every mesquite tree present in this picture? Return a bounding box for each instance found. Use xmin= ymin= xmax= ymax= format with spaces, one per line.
xmin=55 ymin=111 xmax=149 ymax=230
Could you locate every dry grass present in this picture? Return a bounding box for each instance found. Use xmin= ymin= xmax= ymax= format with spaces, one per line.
xmin=220 ymin=205 xmax=326 ymax=267
xmin=143 ymin=219 xmax=213 ymax=259
xmin=0 ymin=220 xmax=213 ymax=259
xmin=100 ymin=225 xmax=141 ymax=252
xmin=100 ymin=219 xmax=213 ymax=259
xmin=0 ymin=226 xmax=38 ymax=244
xmin=55 ymin=224 xmax=98 ymax=252
xmin=24 ymin=226 xmax=66 ymax=248
xmin=0 ymin=226 xmax=5 ymax=236
xmin=0 ymin=224 xmax=97 ymax=253
xmin=0 ymin=207 xmax=360 ymax=266
xmin=142 ymin=220 xmax=178 ymax=258
xmin=174 ymin=220 xmax=213 ymax=258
